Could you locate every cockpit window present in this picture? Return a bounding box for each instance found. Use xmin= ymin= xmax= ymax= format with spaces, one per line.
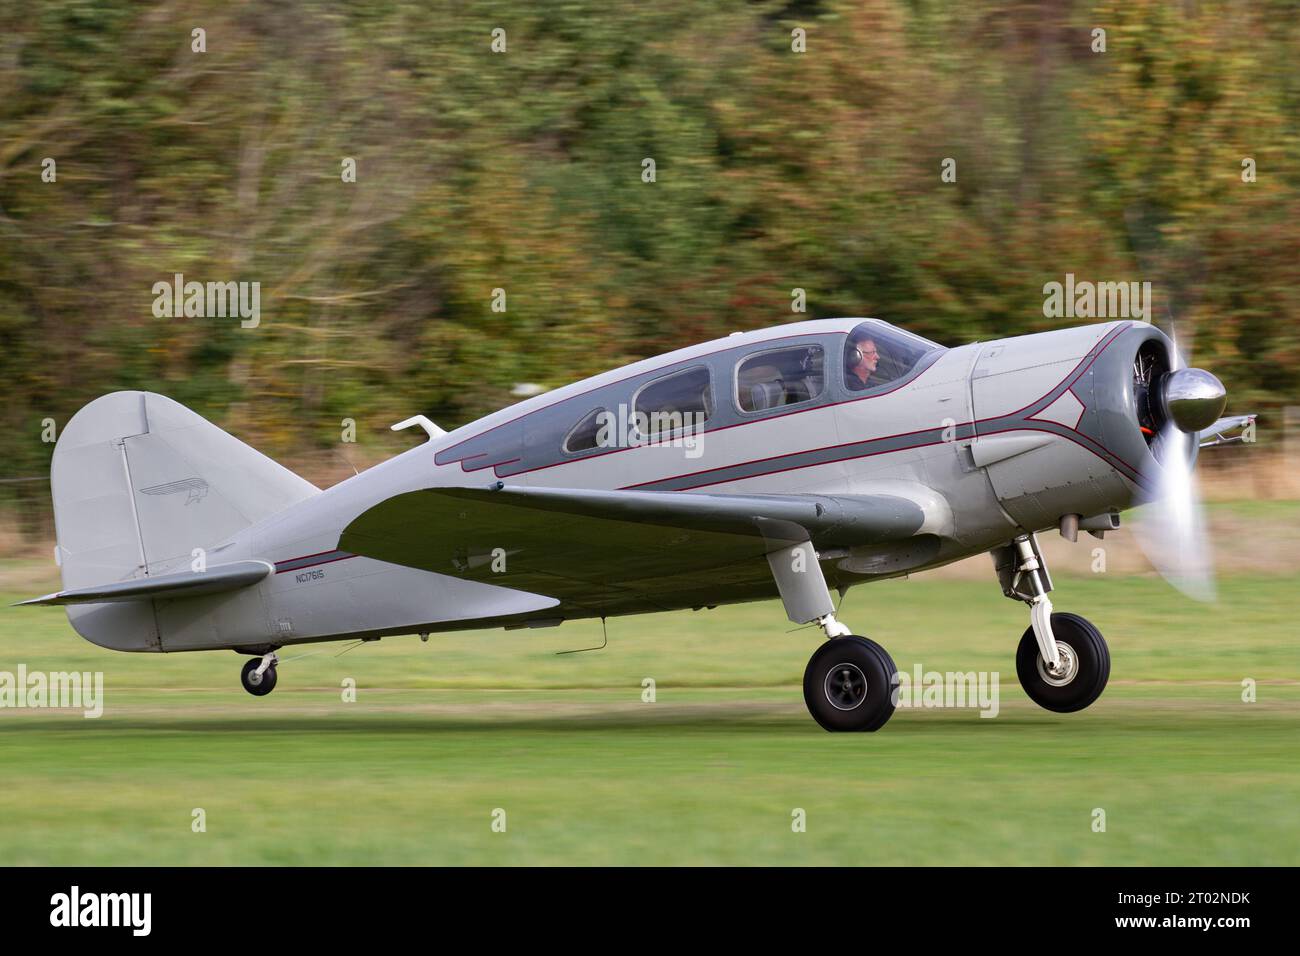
xmin=735 ymin=345 xmax=825 ymax=413
xmin=843 ymin=321 xmax=940 ymax=392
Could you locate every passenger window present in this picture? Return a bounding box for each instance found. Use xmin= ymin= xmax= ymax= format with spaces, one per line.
xmin=736 ymin=345 xmax=824 ymax=413
xmin=633 ymin=366 xmax=712 ymax=437
xmin=564 ymin=407 xmax=608 ymax=453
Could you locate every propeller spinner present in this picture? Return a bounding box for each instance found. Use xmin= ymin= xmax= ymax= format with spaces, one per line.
xmin=1162 ymin=367 xmax=1227 ymax=434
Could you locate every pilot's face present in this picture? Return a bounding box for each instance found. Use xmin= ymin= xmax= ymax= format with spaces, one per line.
xmin=852 ymin=339 xmax=879 ymax=379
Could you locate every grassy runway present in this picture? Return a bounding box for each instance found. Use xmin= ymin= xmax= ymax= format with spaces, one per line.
xmin=1 ymin=571 xmax=1296 ymax=865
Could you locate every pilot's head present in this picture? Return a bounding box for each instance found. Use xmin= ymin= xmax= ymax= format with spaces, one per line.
xmin=847 ymin=333 xmax=879 ymax=387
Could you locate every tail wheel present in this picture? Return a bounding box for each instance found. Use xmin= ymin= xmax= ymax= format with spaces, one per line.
xmin=240 ymin=658 xmax=278 ymax=697
xmin=1015 ymin=612 xmax=1109 ymax=713
xmin=803 ymin=635 xmax=899 ymax=732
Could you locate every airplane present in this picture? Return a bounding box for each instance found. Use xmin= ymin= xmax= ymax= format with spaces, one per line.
xmin=20 ymin=317 xmax=1255 ymax=732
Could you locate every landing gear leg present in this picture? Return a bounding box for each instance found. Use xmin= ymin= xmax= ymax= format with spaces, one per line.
xmin=992 ymin=535 xmax=1110 ymax=712
xmin=767 ymin=539 xmax=899 ymax=732
xmin=1006 ymin=534 xmax=1060 ymax=669
xmin=240 ymin=652 xmax=279 ymax=696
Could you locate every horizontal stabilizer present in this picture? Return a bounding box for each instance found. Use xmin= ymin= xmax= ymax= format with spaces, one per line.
xmin=16 ymin=560 xmax=272 ymax=607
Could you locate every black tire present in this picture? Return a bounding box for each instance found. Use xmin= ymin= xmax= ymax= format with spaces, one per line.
xmin=1015 ymin=612 xmax=1109 ymax=713
xmin=240 ymin=658 xmax=278 ymax=697
xmin=803 ymin=635 xmax=899 ymax=732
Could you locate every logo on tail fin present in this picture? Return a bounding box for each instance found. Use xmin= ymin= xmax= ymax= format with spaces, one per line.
xmin=140 ymin=477 xmax=208 ymax=505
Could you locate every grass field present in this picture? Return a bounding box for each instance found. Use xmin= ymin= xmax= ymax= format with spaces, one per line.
xmin=1 ymin=562 xmax=1297 ymax=865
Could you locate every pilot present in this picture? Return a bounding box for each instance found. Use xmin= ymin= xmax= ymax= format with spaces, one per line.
xmin=845 ymin=333 xmax=880 ymax=391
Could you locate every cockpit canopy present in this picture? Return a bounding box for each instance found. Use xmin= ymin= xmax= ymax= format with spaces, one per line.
xmin=442 ymin=318 xmax=948 ymax=478
xmin=842 ymin=321 xmax=941 ymax=393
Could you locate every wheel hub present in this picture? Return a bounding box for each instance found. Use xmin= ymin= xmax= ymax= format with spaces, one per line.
xmin=824 ymin=662 xmax=868 ymax=711
xmin=1037 ymin=640 xmax=1079 ymax=686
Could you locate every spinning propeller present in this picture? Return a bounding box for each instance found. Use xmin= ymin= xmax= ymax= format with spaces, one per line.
xmin=1123 ymin=206 xmax=1229 ymax=602
xmin=1133 ymin=326 xmax=1226 ymax=602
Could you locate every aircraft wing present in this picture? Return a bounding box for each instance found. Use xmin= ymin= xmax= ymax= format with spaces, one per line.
xmin=338 ymin=485 xmax=929 ymax=616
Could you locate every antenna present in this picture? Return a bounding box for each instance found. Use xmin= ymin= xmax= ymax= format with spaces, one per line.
xmin=556 ymin=617 xmax=609 ymax=655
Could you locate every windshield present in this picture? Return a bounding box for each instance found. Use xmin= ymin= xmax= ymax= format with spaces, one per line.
xmin=843 ymin=321 xmax=941 ymax=392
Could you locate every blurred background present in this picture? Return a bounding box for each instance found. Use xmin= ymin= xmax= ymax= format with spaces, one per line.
xmin=1 ymin=0 xmax=1297 ymax=544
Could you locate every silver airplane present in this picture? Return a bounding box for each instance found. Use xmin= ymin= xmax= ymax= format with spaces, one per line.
xmin=21 ymin=318 xmax=1253 ymax=731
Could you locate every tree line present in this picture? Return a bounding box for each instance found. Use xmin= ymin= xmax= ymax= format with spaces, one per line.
xmin=1 ymin=0 xmax=1295 ymax=529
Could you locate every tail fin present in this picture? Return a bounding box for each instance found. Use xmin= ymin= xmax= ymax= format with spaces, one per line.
xmin=52 ymin=391 xmax=319 ymax=591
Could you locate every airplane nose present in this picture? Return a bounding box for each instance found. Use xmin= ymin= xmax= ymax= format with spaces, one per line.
xmin=1162 ymin=367 xmax=1227 ymax=433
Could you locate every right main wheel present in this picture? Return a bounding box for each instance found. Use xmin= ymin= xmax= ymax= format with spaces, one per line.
xmin=1015 ymin=612 xmax=1109 ymax=713
xmin=803 ymin=635 xmax=899 ymax=732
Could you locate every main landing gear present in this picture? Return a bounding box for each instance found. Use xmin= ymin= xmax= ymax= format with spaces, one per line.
xmin=993 ymin=534 xmax=1111 ymax=712
xmin=803 ymin=629 xmax=899 ymax=732
xmin=766 ymin=539 xmax=900 ymax=732
xmin=240 ymin=652 xmax=279 ymax=696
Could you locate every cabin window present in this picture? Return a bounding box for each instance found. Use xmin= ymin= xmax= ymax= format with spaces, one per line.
xmin=563 ymin=407 xmax=609 ymax=453
xmin=632 ymin=366 xmax=712 ymax=438
xmin=843 ymin=321 xmax=940 ymax=392
xmin=735 ymin=345 xmax=825 ymax=413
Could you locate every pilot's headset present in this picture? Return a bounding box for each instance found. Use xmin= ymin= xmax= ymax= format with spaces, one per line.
xmin=845 ymin=339 xmax=875 ymax=367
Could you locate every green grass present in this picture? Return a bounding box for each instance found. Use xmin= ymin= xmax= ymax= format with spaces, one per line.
xmin=0 ymin=572 xmax=1297 ymax=865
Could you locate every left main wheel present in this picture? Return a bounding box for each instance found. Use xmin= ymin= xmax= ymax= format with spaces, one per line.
xmin=241 ymin=658 xmax=278 ymax=696
xmin=803 ymin=635 xmax=899 ymax=732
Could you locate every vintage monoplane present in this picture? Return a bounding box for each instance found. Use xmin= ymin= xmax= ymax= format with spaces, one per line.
xmin=22 ymin=318 xmax=1253 ymax=731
